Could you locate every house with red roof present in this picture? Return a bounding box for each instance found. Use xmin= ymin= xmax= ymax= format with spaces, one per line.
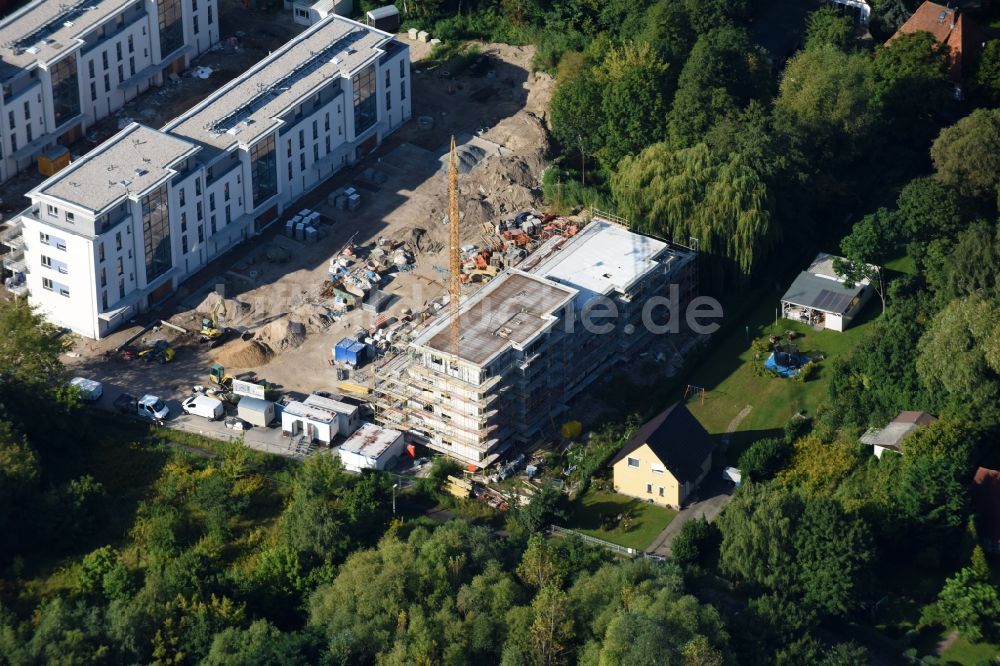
xmin=972 ymin=467 xmax=1000 ymax=554
xmin=886 ymin=1 xmax=986 ymax=86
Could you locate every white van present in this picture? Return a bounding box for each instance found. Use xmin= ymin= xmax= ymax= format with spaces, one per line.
xmin=181 ymin=394 xmax=224 ymax=421
xmin=68 ymin=377 xmax=103 ymax=402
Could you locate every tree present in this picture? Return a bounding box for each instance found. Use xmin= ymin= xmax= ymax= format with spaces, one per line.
xmin=595 ymin=612 xmax=674 ymax=666
xmin=834 ymin=208 xmax=900 ymax=313
xmin=513 ymin=483 xmax=567 ymax=535
xmin=897 ymin=455 xmax=969 ymax=544
xmin=872 ymin=31 xmax=950 ymax=141
xmin=972 ymin=39 xmax=1000 ymax=107
xmin=596 ymin=42 xmax=672 ymax=166
xmin=738 ymin=437 xmax=792 ymax=482
xmin=931 ymin=109 xmax=1000 ymax=204
xmin=530 ymin=585 xmax=574 ymax=666
xmin=916 ymin=296 xmax=1000 ymax=419
xmin=612 ymin=142 xmax=775 ymax=285
xmin=776 ymin=436 xmax=860 ymax=498
xmin=638 ymin=0 xmax=694 ymax=67
xmin=671 ymin=517 xmax=721 ymax=569
xmin=894 ymin=177 xmax=964 ymax=244
xmin=517 ymin=535 xmax=561 ymax=589
xmin=900 ymin=418 xmax=978 ymax=469
xmin=718 ymin=484 xmax=803 ymax=591
xmin=667 ymin=27 xmax=770 ymax=149
xmin=804 ymin=7 xmax=855 ymax=52
xmin=930 ymin=567 xmax=1000 ymax=641
xmin=925 ymin=221 xmax=1000 ymax=302
xmin=793 ymin=499 xmax=874 ymax=616
xmin=549 ymin=52 xmax=605 ymax=165
xmin=774 ymin=45 xmax=876 ymax=164
xmin=0 ymin=299 xmax=69 ymax=389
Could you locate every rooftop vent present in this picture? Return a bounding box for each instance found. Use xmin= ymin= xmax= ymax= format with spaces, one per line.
xmin=25 ymin=46 xmax=40 ymax=54
xmin=938 ymin=10 xmax=947 ymax=21
xmin=117 ymin=178 xmax=132 ymax=187
xmin=133 ymin=168 xmax=147 ymax=177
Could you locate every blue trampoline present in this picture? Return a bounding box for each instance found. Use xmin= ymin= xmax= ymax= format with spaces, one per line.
xmin=765 ymin=351 xmax=810 ymax=378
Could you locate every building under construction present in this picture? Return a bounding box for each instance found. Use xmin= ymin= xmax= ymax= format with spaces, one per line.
xmin=372 ymin=216 xmax=698 ymax=467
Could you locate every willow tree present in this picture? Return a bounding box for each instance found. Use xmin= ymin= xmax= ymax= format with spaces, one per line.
xmin=611 ymin=141 xmax=776 ymax=287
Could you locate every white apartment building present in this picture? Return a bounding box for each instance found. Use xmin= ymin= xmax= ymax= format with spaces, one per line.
xmin=4 ymin=16 xmax=410 ymax=339
xmin=0 ymin=0 xmax=219 ymax=183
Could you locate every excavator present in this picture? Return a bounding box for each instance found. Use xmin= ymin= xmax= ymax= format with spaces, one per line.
xmin=208 ymin=362 xmax=234 ymax=389
xmin=200 ymin=299 xmax=227 ymax=343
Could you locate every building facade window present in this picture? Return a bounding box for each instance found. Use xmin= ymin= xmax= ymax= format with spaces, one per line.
xmin=47 ymin=204 xmax=58 ymax=217
xmin=102 ymin=51 xmax=109 ymax=69
xmin=98 ymin=242 xmax=105 ymax=262
xmin=178 ymin=188 xmax=185 ymax=206
xmin=41 ymin=255 xmax=52 ymax=268
xmin=352 ymin=64 xmax=377 ymax=135
xmin=118 ymin=278 xmax=125 ymax=299
xmin=223 ymin=183 xmax=229 ymax=201
xmin=646 ymin=483 xmax=652 ymax=494
xmin=140 ymin=184 xmax=172 ymax=282
xmin=180 ymin=212 xmax=187 ymax=232
xmin=209 ymin=193 xmax=215 ymax=211
xmin=102 ymin=291 xmax=108 ymax=310
xmin=115 ymin=232 xmax=122 ymax=251
xmin=627 ymin=457 xmax=639 ymax=468
xmin=182 ymin=235 xmax=188 ymax=253
xmin=249 ymin=135 xmax=277 ymax=207
xmin=157 ymin=0 xmax=184 ymax=58
xmin=117 ymin=257 xmax=123 ymax=275
xmin=42 ymin=277 xmax=53 ymax=291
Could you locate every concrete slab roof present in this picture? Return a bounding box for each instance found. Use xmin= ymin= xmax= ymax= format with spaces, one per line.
xmin=529 ymin=219 xmax=670 ymax=301
xmin=340 ymin=422 xmax=401 ymax=459
xmin=35 ymin=123 xmax=199 ymax=212
xmin=0 ymin=0 xmax=134 ymax=75
xmin=412 ymin=270 xmax=577 ymax=368
xmin=164 ymin=15 xmax=392 ymax=151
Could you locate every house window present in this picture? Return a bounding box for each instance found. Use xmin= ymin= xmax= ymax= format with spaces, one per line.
xmin=312 ymin=119 xmax=317 ymax=138
xmin=208 ymin=5 xmax=213 ymax=23
xmin=197 ymin=225 xmax=204 ymax=243
xmin=102 ymin=291 xmax=108 ymax=310
xmin=324 ymin=113 xmax=330 ymax=131
xmin=116 ymin=43 xmax=122 ymax=61
xmin=400 ymin=60 xmax=405 ymax=79
xmin=100 ymin=267 xmax=106 ymax=287
xmin=193 ymin=14 xmax=199 ymax=34
xmin=299 ymin=154 xmax=305 ymax=170
xmin=178 ymin=187 xmax=185 ymax=206
xmin=7 ymin=111 xmax=13 ymax=130
xmin=287 ymin=162 xmax=293 ymax=180
xmin=223 ymin=183 xmax=229 ymax=201
xmin=651 ymin=464 xmax=665 ymax=475
xmin=313 ymin=144 xmax=319 ymax=161
xmin=196 ymin=202 xmax=203 ymax=220
xmin=88 ymin=61 xmax=95 ymax=78
xmin=41 ymin=255 xmax=52 ymax=268
xmin=224 ymin=205 xmax=231 ymax=224
xmin=23 ymin=101 xmax=30 ymax=119
xmin=658 ymin=487 xmax=664 ymax=497
xmin=90 ymin=82 xmax=97 ymax=101
xmin=298 ymin=130 xmax=304 ymax=149
xmin=40 ymin=232 xmax=50 ymax=245
xmin=182 ymin=235 xmax=188 ymax=253
xmin=66 ymin=212 xmax=74 ymax=222
xmin=98 ymin=243 xmax=105 ymax=262
xmin=102 ymin=51 xmax=108 ymax=69
xmin=195 ymin=178 xmax=201 ymax=195
xmin=42 ymin=277 xmax=53 ymax=291
xmin=118 ymin=278 xmax=125 ymax=299
xmin=210 ymin=216 xmax=216 ymax=233
xmin=209 ymin=193 xmax=215 ymax=211
xmin=115 ymin=232 xmax=122 ymax=251
xmin=386 ymin=90 xmax=391 ymax=112
xmin=325 ymin=136 xmax=330 ymax=154
xmin=47 ymin=204 xmax=58 ymax=217
xmin=627 ymin=457 xmax=640 ymax=469
xmin=25 ymin=125 xmax=32 ymax=142
xmin=128 ymin=35 xmax=134 ymax=53
xmin=104 ymin=73 xmax=110 ymax=93
xmin=181 ymin=212 xmax=187 ymax=232
xmin=117 ymin=257 xmax=123 ymax=275
xmin=646 ymin=483 xmax=652 ymax=494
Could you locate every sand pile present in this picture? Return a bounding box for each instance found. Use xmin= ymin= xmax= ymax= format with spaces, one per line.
xmin=196 ymin=291 xmax=253 ymax=325
xmin=255 ymin=318 xmax=305 ymax=351
xmin=214 ymin=339 xmax=273 ymax=368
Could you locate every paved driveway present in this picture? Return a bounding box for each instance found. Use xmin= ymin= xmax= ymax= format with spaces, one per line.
xmin=647 ymin=479 xmax=734 ymax=556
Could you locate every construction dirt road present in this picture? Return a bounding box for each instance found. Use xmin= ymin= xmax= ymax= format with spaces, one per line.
xmin=64 ymin=39 xmax=557 ymax=421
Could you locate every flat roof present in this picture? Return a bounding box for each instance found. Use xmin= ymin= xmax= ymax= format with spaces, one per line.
xmin=283 ymin=400 xmax=336 ymax=423
xmin=340 ymin=422 xmax=401 ymax=459
xmin=412 ymin=270 xmax=577 ymax=367
xmin=164 ymin=16 xmax=392 ymax=151
xmin=304 ymin=393 xmax=358 ymax=415
xmin=781 ymin=271 xmax=865 ymax=314
xmin=35 ymin=123 xmax=198 ymax=212
xmin=0 ymin=0 xmax=135 ymax=76
xmin=529 ymin=219 xmax=672 ymax=301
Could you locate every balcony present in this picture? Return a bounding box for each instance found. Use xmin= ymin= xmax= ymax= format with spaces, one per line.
xmin=2 ymin=247 xmax=25 ymax=274
xmin=1 ymin=218 xmax=25 ymax=250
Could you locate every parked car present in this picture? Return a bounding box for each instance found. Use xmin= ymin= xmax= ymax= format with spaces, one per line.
xmin=224 ymin=416 xmax=250 ymax=431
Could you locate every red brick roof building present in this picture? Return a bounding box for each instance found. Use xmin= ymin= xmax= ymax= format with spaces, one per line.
xmin=887 ymin=1 xmax=985 ymax=81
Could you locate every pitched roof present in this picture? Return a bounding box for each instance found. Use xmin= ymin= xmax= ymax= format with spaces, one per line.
xmin=859 ymin=410 xmax=937 ymax=452
xmin=972 ymin=467 xmax=1000 ymax=543
xmin=610 ymin=403 xmax=714 ymax=482
xmin=780 ymin=271 xmax=866 ymax=314
xmin=888 ymin=1 xmax=986 ymax=80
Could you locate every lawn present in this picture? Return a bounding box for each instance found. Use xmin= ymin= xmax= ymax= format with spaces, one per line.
xmin=565 ymin=489 xmax=676 ymax=551
xmin=684 ymin=289 xmax=878 ymax=461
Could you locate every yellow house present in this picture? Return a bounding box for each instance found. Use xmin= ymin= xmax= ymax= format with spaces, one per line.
xmin=611 ymin=402 xmax=715 ymax=509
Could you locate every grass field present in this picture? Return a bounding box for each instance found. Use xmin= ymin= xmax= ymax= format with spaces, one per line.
xmin=565 ymin=489 xmax=676 ymax=551
xmin=684 ymin=289 xmax=878 ymax=461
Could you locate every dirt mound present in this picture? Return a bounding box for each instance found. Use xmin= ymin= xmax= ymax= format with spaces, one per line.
xmin=214 ymin=339 xmax=273 ymax=368
xmin=255 ymin=318 xmax=305 ymax=351
xmin=196 ymin=291 xmax=253 ymax=323
xmin=291 ymin=303 xmax=336 ymax=332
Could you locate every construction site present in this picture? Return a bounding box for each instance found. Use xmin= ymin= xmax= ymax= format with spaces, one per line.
xmin=51 ymin=37 xmax=701 ymax=469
